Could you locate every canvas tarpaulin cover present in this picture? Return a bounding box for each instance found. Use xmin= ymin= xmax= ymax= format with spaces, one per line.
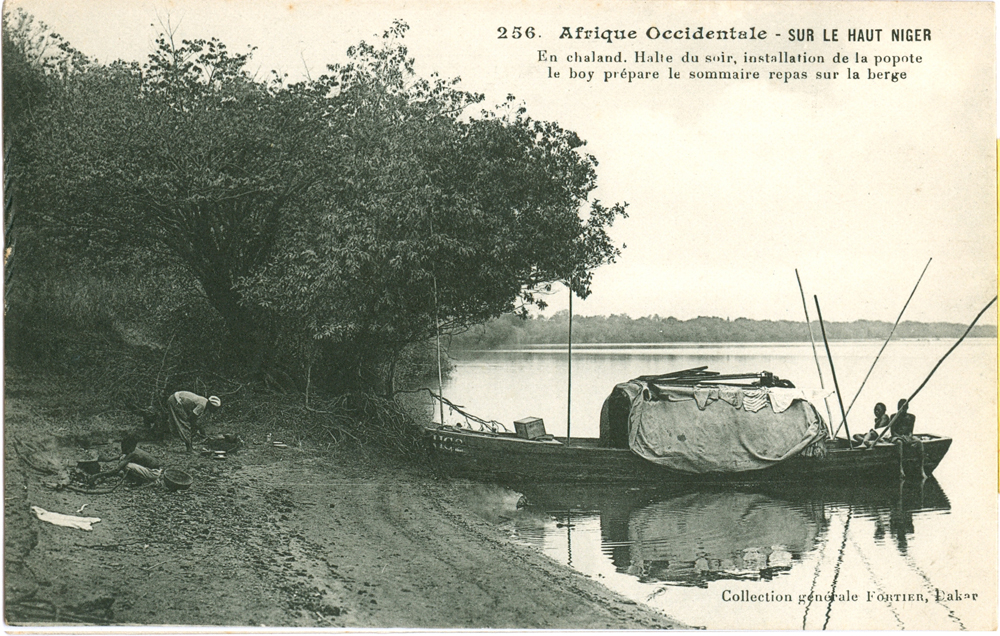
xmin=612 ymin=381 xmax=828 ymax=473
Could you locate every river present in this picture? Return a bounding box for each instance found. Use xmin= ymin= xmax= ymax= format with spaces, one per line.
xmin=439 ymin=339 xmax=997 ymax=630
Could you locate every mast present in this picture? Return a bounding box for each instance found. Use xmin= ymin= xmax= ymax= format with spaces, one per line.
xmin=834 ymin=257 xmax=931 ymax=436
xmin=814 ymin=295 xmax=852 ymax=447
xmin=566 ymin=282 xmax=573 ymax=446
xmin=433 ymin=274 xmax=445 ymax=426
xmin=795 ymin=269 xmax=834 ymax=437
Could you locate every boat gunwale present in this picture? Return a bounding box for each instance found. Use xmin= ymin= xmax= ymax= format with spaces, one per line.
xmin=423 ymin=423 xmax=952 ymax=484
xmin=424 ymin=423 xmax=951 ymax=451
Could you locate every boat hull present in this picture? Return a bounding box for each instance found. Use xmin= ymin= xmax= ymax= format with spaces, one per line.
xmin=424 ymin=426 xmax=951 ymax=486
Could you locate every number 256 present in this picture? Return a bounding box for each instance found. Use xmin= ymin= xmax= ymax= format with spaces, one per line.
xmin=497 ymin=26 xmax=536 ymax=39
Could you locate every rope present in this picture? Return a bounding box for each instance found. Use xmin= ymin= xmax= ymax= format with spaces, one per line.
xmin=401 ymin=387 xmax=510 ymax=433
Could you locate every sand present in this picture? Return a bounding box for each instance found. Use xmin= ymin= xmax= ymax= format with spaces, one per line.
xmin=4 ymin=388 xmax=688 ymax=629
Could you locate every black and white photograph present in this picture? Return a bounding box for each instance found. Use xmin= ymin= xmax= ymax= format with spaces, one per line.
xmin=2 ymin=0 xmax=997 ymax=631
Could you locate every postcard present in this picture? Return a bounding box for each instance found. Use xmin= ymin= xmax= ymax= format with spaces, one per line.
xmin=3 ymin=0 xmax=996 ymax=631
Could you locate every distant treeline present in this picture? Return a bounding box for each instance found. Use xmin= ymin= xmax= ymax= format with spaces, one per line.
xmin=449 ymin=313 xmax=998 ymax=349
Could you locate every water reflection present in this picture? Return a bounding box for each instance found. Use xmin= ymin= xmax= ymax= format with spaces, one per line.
xmin=611 ymin=492 xmax=819 ymax=586
xmin=514 ymin=479 xmax=949 ymax=588
xmin=441 ymin=340 xmax=991 ymax=629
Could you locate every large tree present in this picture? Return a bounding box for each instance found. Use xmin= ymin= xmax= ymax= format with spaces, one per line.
xmin=15 ymin=18 xmax=626 ymax=392
xmin=3 ymin=9 xmax=90 ymax=310
xmin=243 ymin=23 xmax=627 ymax=393
xmin=2 ymin=9 xmax=89 ymax=152
xmin=15 ymin=28 xmax=342 ymax=369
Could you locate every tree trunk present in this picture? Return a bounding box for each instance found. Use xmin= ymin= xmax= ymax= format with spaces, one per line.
xmin=197 ymin=271 xmax=272 ymax=377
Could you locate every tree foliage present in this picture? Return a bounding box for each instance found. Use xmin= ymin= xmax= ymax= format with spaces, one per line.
xmin=243 ymin=22 xmax=627 ymax=392
xmin=3 ymin=9 xmax=91 ymax=311
xmin=3 ymin=8 xmax=89 ymax=140
xmin=15 ymin=26 xmax=349 ymax=370
xmin=11 ymin=16 xmax=627 ymax=394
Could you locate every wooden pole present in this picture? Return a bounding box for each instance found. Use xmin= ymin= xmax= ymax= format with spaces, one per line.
xmin=834 ymin=258 xmax=932 ymax=437
xmin=795 ymin=270 xmax=834 ymax=436
xmin=814 ymin=296 xmax=852 ymax=447
xmin=433 ymin=275 xmax=445 ymax=426
xmin=873 ymin=295 xmax=997 ymax=444
xmin=430 ymin=214 xmax=446 ymax=427
xmin=566 ymin=283 xmax=573 ymax=446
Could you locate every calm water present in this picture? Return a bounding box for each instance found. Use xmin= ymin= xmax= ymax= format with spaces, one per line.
xmin=440 ymin=339 xmax=997 ymax=630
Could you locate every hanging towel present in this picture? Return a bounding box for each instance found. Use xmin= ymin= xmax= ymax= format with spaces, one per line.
xmin=693 ymin=389 xmax=719 ymax=410
xmin=742 ymin=388 xmax=769 ymax=413
xmin=718 ymin=388 xmax=743 ymax=409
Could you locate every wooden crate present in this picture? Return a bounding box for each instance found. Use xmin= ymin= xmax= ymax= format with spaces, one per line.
xmin=514 ymin=417 xmax=546 ymax=440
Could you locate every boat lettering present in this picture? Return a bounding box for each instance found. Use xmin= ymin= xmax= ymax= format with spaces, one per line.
xmin=432 ymin=434 xmax=467 ymax=454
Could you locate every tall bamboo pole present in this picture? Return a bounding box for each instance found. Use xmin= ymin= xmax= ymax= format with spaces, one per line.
xmin=430 ymin=214 xmax=446 ymax=427
xmin=795 ymin=270 xmax=834 ymax=436
xmin=873 ymin=295 xmax=998 ymax=444
xmin=814 ymin=296 xmax=852 ymax=446
xmin=834 ymin=257 xmax=932 ymax=437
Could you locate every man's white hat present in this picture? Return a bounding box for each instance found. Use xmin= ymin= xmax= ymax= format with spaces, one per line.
xmin=208 ymin=396 xmax=221 ymax=408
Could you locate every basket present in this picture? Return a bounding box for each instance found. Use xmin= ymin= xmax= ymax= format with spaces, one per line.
xmin=162 ymin=468 xmax=193 ymax=491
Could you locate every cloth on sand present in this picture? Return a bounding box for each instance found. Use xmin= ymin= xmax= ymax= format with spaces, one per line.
xmin=31 ymin=506 xmax=102 ymax=531
xmin=167 ymin=391 xmax=209 ymax=450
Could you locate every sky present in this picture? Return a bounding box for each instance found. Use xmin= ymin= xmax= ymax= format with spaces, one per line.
xmin=7 ymin=0 xmax=998 ymax=324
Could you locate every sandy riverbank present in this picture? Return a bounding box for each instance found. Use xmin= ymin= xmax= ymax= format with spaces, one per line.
xmin=4 ymin=378 xmax=690 ymax=629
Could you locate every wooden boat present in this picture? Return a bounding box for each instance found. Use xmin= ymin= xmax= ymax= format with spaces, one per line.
xmin=424 ymin=425 xmax=951 ymax=485
xmin=423 ymin=369 xmax=951 ymax=486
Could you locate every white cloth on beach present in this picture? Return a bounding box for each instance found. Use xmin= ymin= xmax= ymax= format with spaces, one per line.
xmin=31 ymin=506 xmax=102 ymax=531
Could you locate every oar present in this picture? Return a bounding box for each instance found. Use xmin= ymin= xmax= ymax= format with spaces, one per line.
xmin=796 ymin=269 xmax=834 ymax=437
xmin=833 ymin=258 xmax=932 ymax=438
xmin=815 ymin=296 xmax=852 ymax=447
xmin=636 ymin=366 xmax=710 ymax=382
xmin=872 ymin=295 xmax=998 ymax=444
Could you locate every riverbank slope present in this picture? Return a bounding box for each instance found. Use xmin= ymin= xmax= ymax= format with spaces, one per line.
xmin=4 ymin=373 xmax=688 ymax=629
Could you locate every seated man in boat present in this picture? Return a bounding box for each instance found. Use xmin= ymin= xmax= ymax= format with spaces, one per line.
xmin=890 ymin=399 xmax=925 ymax=479
xmin=852 ymin=402 xmax=891 ymax=449
xmin=890 ymin=399 xmax=916 ymax=439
